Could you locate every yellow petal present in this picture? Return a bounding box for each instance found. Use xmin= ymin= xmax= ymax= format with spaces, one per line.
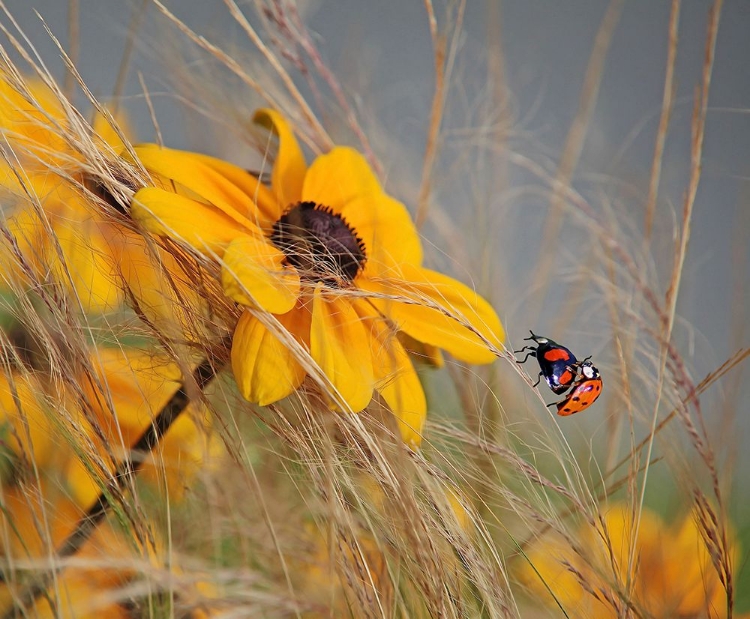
xmin=310 ymin=286 xmax=374 ymax=412
xmin=85 ymin=348 xmax=185 ymax=434
xmin=0 ymin=77 xmax=68 ymax=165
xmin=134 ymin=144 xmax=261 ymax=231
xmin=221 ymin=234 xmax=299 ymax=313
xmin=231 ymin=308 xmax=309 ymax=405
xmin=665 ymin=512 xmax=729 ymax=616
xmin=253 ymin=109 xmax=307 ymax=206
xmin=356 ymin=301 xmax=426 ymax=447
xmin=517 ymin=532 xmax=591 ymax=609
xmin=397 ymin=333 xmax=445 ymax=368
xmin=92 ymin=108 xmax=132 ymax=152
xmin=52 ymin=210 xmax=122 ymax=312
xmin=6 ymin=183 xmax=123 ymax=312
xmin=0 ymin=374 xmax=57 ymax=470
xmin=117 ymin=230 xmax=201 ymax=333
xmin=3 ymin=192 xmax=121 ymax=312
xmin=338 ymin=193 xmax=422 ymax=275
xmin=131 ymin=187 xmax=244 ymax=256
xmin=302 ymin=147 xmax=382 ymax=213
xmin=359 ymin=265 xmax=503 ymax=364
xmin=191 ymin=152 xmax=281 ymax=227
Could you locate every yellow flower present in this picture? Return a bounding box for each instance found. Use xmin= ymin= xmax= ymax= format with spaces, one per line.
xmin=0 ymin=76 xmax=194 ymax=317
xmin=0 ymin=480 xmax=141 ymax=618
xmin=6 ymin=173 xmax=127 ymax=312
xmin=0 ymin=337 xmax=216 ymax=506
xmin=292 ymin=521 xmax=392 ymax=618
xmin=0 ymin=371 xmax=61 ymax=473
xmin=65 ymin=347 xmax=219 ymax=508
xmin=0 ymin=472 xmax=226 ymax=616
xmin=131 ymin=109 xmax=503 ymax=446
xmin=519 ymin=503 xmax=737 ymax=618
xmin=0 ymin=76 xmax=69 ymax=166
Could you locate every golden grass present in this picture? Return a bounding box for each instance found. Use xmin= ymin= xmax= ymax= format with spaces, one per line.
xmin=0 ymin=1 xmax=746 ymax=617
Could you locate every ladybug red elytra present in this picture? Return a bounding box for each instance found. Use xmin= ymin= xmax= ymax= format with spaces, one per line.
xmin=549 ymin=360 xmax=603 ymax=416
xmin=514 ymin=331 xmax=579 ymax=395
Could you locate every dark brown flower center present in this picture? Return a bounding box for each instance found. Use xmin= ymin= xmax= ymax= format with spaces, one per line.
xmin=270 ymin=201 xmax=366 ymax=286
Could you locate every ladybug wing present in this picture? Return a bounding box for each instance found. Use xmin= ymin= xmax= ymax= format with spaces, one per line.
xmin=547 ymin=365 xmax=577 ymax=394
xmin=537 ymin=345 xmax=578 ymax=393
xmin=538 ymin=345 xmax=576 ymax=365
xmin=555 ymin=377 xmax=603 ymax=416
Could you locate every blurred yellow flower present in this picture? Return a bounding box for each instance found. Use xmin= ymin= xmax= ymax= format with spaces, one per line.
xmin=0 ymin=76 xmax=194 ymax=318
xmin=0 ymin=340 xmax=217 ymax=507
xmin=0 ymin=77 xmax=69 ymax=166
xmin=65 ymin=347 xmax=219 ymax=508
xmin=0 ymin=475 xmax=221 ymax=617
xmin=519 ymin=503 xmax=738 ymax=619
xmin=0 ymin=370 xmax=61 ymax=473
xmin=0 ymin=480 xmax=142 ymax=618
xmin=131 ymin=109 xmax=503 ymax=447
xmin=293 ymin=522 xmax=391 ymax=618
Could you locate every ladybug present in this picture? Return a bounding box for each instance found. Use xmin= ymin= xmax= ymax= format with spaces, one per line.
xmin=514 ymin=331 xmax=579 ymax=395
xmin=549 ymin=360 xmax=603 ymax=416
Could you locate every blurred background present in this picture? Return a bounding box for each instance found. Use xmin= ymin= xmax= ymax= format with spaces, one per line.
xmin=3 ymin=0 xmax=749 ymax=601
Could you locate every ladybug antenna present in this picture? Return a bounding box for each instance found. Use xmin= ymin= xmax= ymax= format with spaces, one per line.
xmin=582 ymin=356 xmax=592 ymax=364
xmin=524 ymin=330 xmax=538 ymax=342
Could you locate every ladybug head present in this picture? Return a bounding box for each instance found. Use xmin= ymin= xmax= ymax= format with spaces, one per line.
xmin=524 ymin=330 xmax=549 ymax=345
xmin=581 ymin=360 xmax=600 ymax=380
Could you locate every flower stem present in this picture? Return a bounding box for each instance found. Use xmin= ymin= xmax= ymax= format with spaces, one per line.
xmin=2 ymin=355 xmax=223 ymax=617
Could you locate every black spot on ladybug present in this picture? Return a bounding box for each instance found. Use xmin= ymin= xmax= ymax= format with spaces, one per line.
xmin=572 ymin=396 xmax=580 ymax=402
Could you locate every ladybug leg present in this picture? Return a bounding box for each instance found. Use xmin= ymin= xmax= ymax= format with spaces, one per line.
xmin=514 ymin=347 xmax=537 ymax=364
xmin=532 ymin=372 xmax=542 ymax=388
xmin=546 ymin=400 xmax=558 ymax=408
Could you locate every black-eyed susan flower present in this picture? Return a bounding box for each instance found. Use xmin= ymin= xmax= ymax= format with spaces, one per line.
xmin=0 ymin=475 xmax=221 ymax=617
xmin=0 ymin=479 xmax=144 ymax=618
xmin=518 ymin=503 xmax=739 ymax=618
xmin=64 ymin=347 xmax=220 ymax=508
xmin=0 ymin=76 xmax=194 ymax=318
xmin=0 ymin=338 xmax=217 ymax=508
xmin=130 ymin=109 xmax=503 ymax=447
